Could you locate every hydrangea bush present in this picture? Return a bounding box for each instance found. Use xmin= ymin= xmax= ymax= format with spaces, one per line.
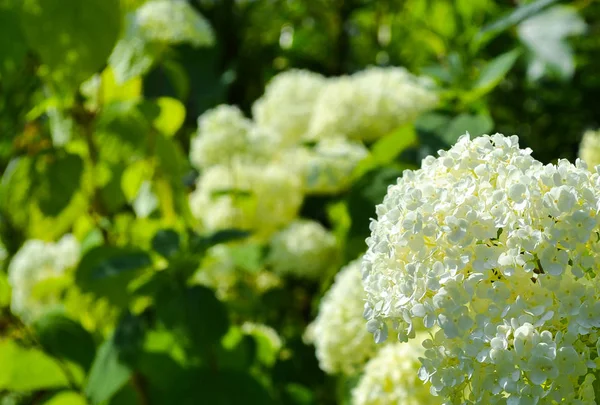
xmin=362 ymin=133 xmax=600 ymax=404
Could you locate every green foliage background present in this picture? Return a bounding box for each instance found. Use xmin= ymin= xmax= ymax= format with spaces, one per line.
xmin=0 ymin=0 xmax=599 ymax=404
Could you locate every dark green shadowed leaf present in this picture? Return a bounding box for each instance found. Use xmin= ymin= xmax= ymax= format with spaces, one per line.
xmin=75 ymin=246 xmax=152 ymax=306
xmin=33 ymin=312 xmax=96 ymax=371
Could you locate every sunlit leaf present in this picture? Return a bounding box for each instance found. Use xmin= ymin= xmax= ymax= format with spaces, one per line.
xmin=518 ymin=5 xmax=586 ymax=81
xmin=0 ymin=340 xmax=69 ymax=391
xmin=21 ymin=0 xmax=121 ymax=87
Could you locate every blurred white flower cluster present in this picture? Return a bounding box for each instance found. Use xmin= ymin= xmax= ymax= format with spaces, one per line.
xmin=8 ymin=235 xmax=80 ymax=323
xmin=352 ymin=337 xmax=442 ymax=405
xmin=578 ymin=129 xmax=600 ymax=170
xmin=267 ymin=220 xmax=338 ymax=280
xmin=363 ymin=133 xmax=600 ymax=403
xmin=188 ymin=66 xmax=435 ymax=281
xmin=308 ymin=67 xmax=438 ymax=142
xmin=305 ymin=259 xmax=378 ymax=374
xmin=134 ymin=0 xmax=214 ymax=47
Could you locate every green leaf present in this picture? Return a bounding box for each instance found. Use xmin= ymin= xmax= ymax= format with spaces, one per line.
xmin=474 ymin=0 xmax=559 ymax=50
xmin=0 ymin=271 xmax=10 ymax=308
xmin=85 ymin=338 xmax=132 ymax=405
xmin=0 ymin=340 xmax=69 ymax=391
xmin=75 ymin=245 xmax=152 ymax=306
xmin=121 ymin=160 xmax=153 ymax=202
xmin=21 ymin=0 xmax=121 ymax=87
xmin=217 ymin=327 xmax=257 ymax=371
xmin=284 ymin=384 xmax=315 ymax=405
xmin=472 ymin=49 xmax=521 ymax=96
xmin=156 ymin=286 xmax=229 ymax=351
xmin=352 ymin=124 xmax=417 ymax=179
xmin=189 ymin=229 xmax=252 ymax=253
xmin=229 ymin=243 xmax=263 ymax=273
xmin=443 ymin=113 xmax=494 ymax=145
xmin=33 ymin=312 xmax=96 ymax=371
xmin=43 ymin=391 xmax=87 ymax=405
xmin=152 ymin=97 xmax=186 ymax=137
xmin=35 ymin=153 xmax=83 ymax=217
xmin=0 ymin=4 xmax=27 ymax=78
xmin=517 ymin=5 xmax=586 ymax=81
xmin=0 ymin=157 xmax=34 ymax=229
xmin=151 ymin=229 xmax=180 ymax=258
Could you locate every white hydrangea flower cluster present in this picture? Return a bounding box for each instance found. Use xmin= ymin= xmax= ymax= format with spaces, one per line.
xmin=308 ymin=67 xmax=438 ymax=142
xmin=189 ymin=162 xmax=303 ymax=239
xmin=252 ymin=70 xmax=327 ymax=146
xmin=305 ymin=259 xmax=378 ymax=375
xmin=289 ymin=137 xmax=369 ymax=195
xmin=8 ymin=235 xmax=80 ymax=323
xmin=362 ymin=133 xmax=600 ymax=404
xmin=134 ymin=0 xmax=214 ymax=47
xmin=578 ymin=129 xmax=600 ymax=170
xmin=352 ymin=337 xmax=442 ymax=405
xmin=189 ymin=105 xmax=279 ymax=170
xmin=267 ymin=220 xmax=338 ymax=279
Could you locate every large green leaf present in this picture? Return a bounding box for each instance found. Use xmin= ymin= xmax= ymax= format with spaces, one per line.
xmin=0 ymin=157 xmax=34 ymax=229
xmin=151 ymin=228 xmax=180 ymax=259
xmin=0 ymin=340 xmax=69 ymax=391
xmin=471 ymin=49 xmax=521 ymax=97
xmin=474 ymin=0 xmax=559 ymax=50
xmin=21 ymin=0 xmax=121 ymax=87
xmin=75 ymin=245 xmax=152 ymax=305
xmin=43 ymin=391 xmax=88 ymax=405
xmin=33 ymin=312 xmax=96 ymax=371
xmin=352 ymin=124 xmax=417 ymax=179
xmin=517 ymin=5 xmax=586 ymax=81
xmin=156 ymin=285 xmax=229 ymax=351
xmin=35 ymin=153 xmax=83 ymax=217
xmin=85 ymin=339 xmax=132 ymax=404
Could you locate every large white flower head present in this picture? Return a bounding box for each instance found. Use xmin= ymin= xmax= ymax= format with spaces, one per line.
xmin=308 ymin=67 xmax=438 ymax=142
xmin=189 ymin=162 xmax=303 ymax=239
xmin=190 ymin=105 xmax=279 ymax=170
xmin=578 ymin=129 xmax=600 ymax=170
xmin=267 ymin=219 xmax=338 ymax=279
xmin=252 ymin=69 xmax=326 ymax=145
xmin=363 ymin=133 xmax=600 ymax=404
xmin=135 ymin=0 xmax=214 ymax=47
xmin=8 ymin=235 xmax=80 ymax=322
xmin=352 ymin=336 xmax=442 ymax=405
xmin=305 ymin=259 xmax=378 ymax=375
xmin=288 ymin=137 xmax=369 ymax=195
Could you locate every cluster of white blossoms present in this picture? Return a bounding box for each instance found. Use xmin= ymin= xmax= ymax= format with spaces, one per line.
xmin=362 ymin=133 xmax=600 ymax=403
xmin=352 ymin=337 xmax=442 ymax=405
xmin=252 ymin=70 xmax=327 ymax=146
xmin=578 ymin=129 xmax=600 ymax=170
xmin=189 ymin=66 xmax=435 ymax=278
xmin=288 ymin=137 xmax=369 ymax=195
xmin=134 ymin=0 xmax=214 ymax=47
xmin=305 ymin=259 xmax=378 ymax=374
xmin=8 ymin=235 xmax=80 ymax=323
xmin=267 ymin=220 xmax=338 ymax=279
xmin=308 ymin=67 xmax=438 ymax=142
xmin=189 ymin=105 xmax=278 ymax=170
xmin=189 ymin=162 xmax=303 ymax=239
